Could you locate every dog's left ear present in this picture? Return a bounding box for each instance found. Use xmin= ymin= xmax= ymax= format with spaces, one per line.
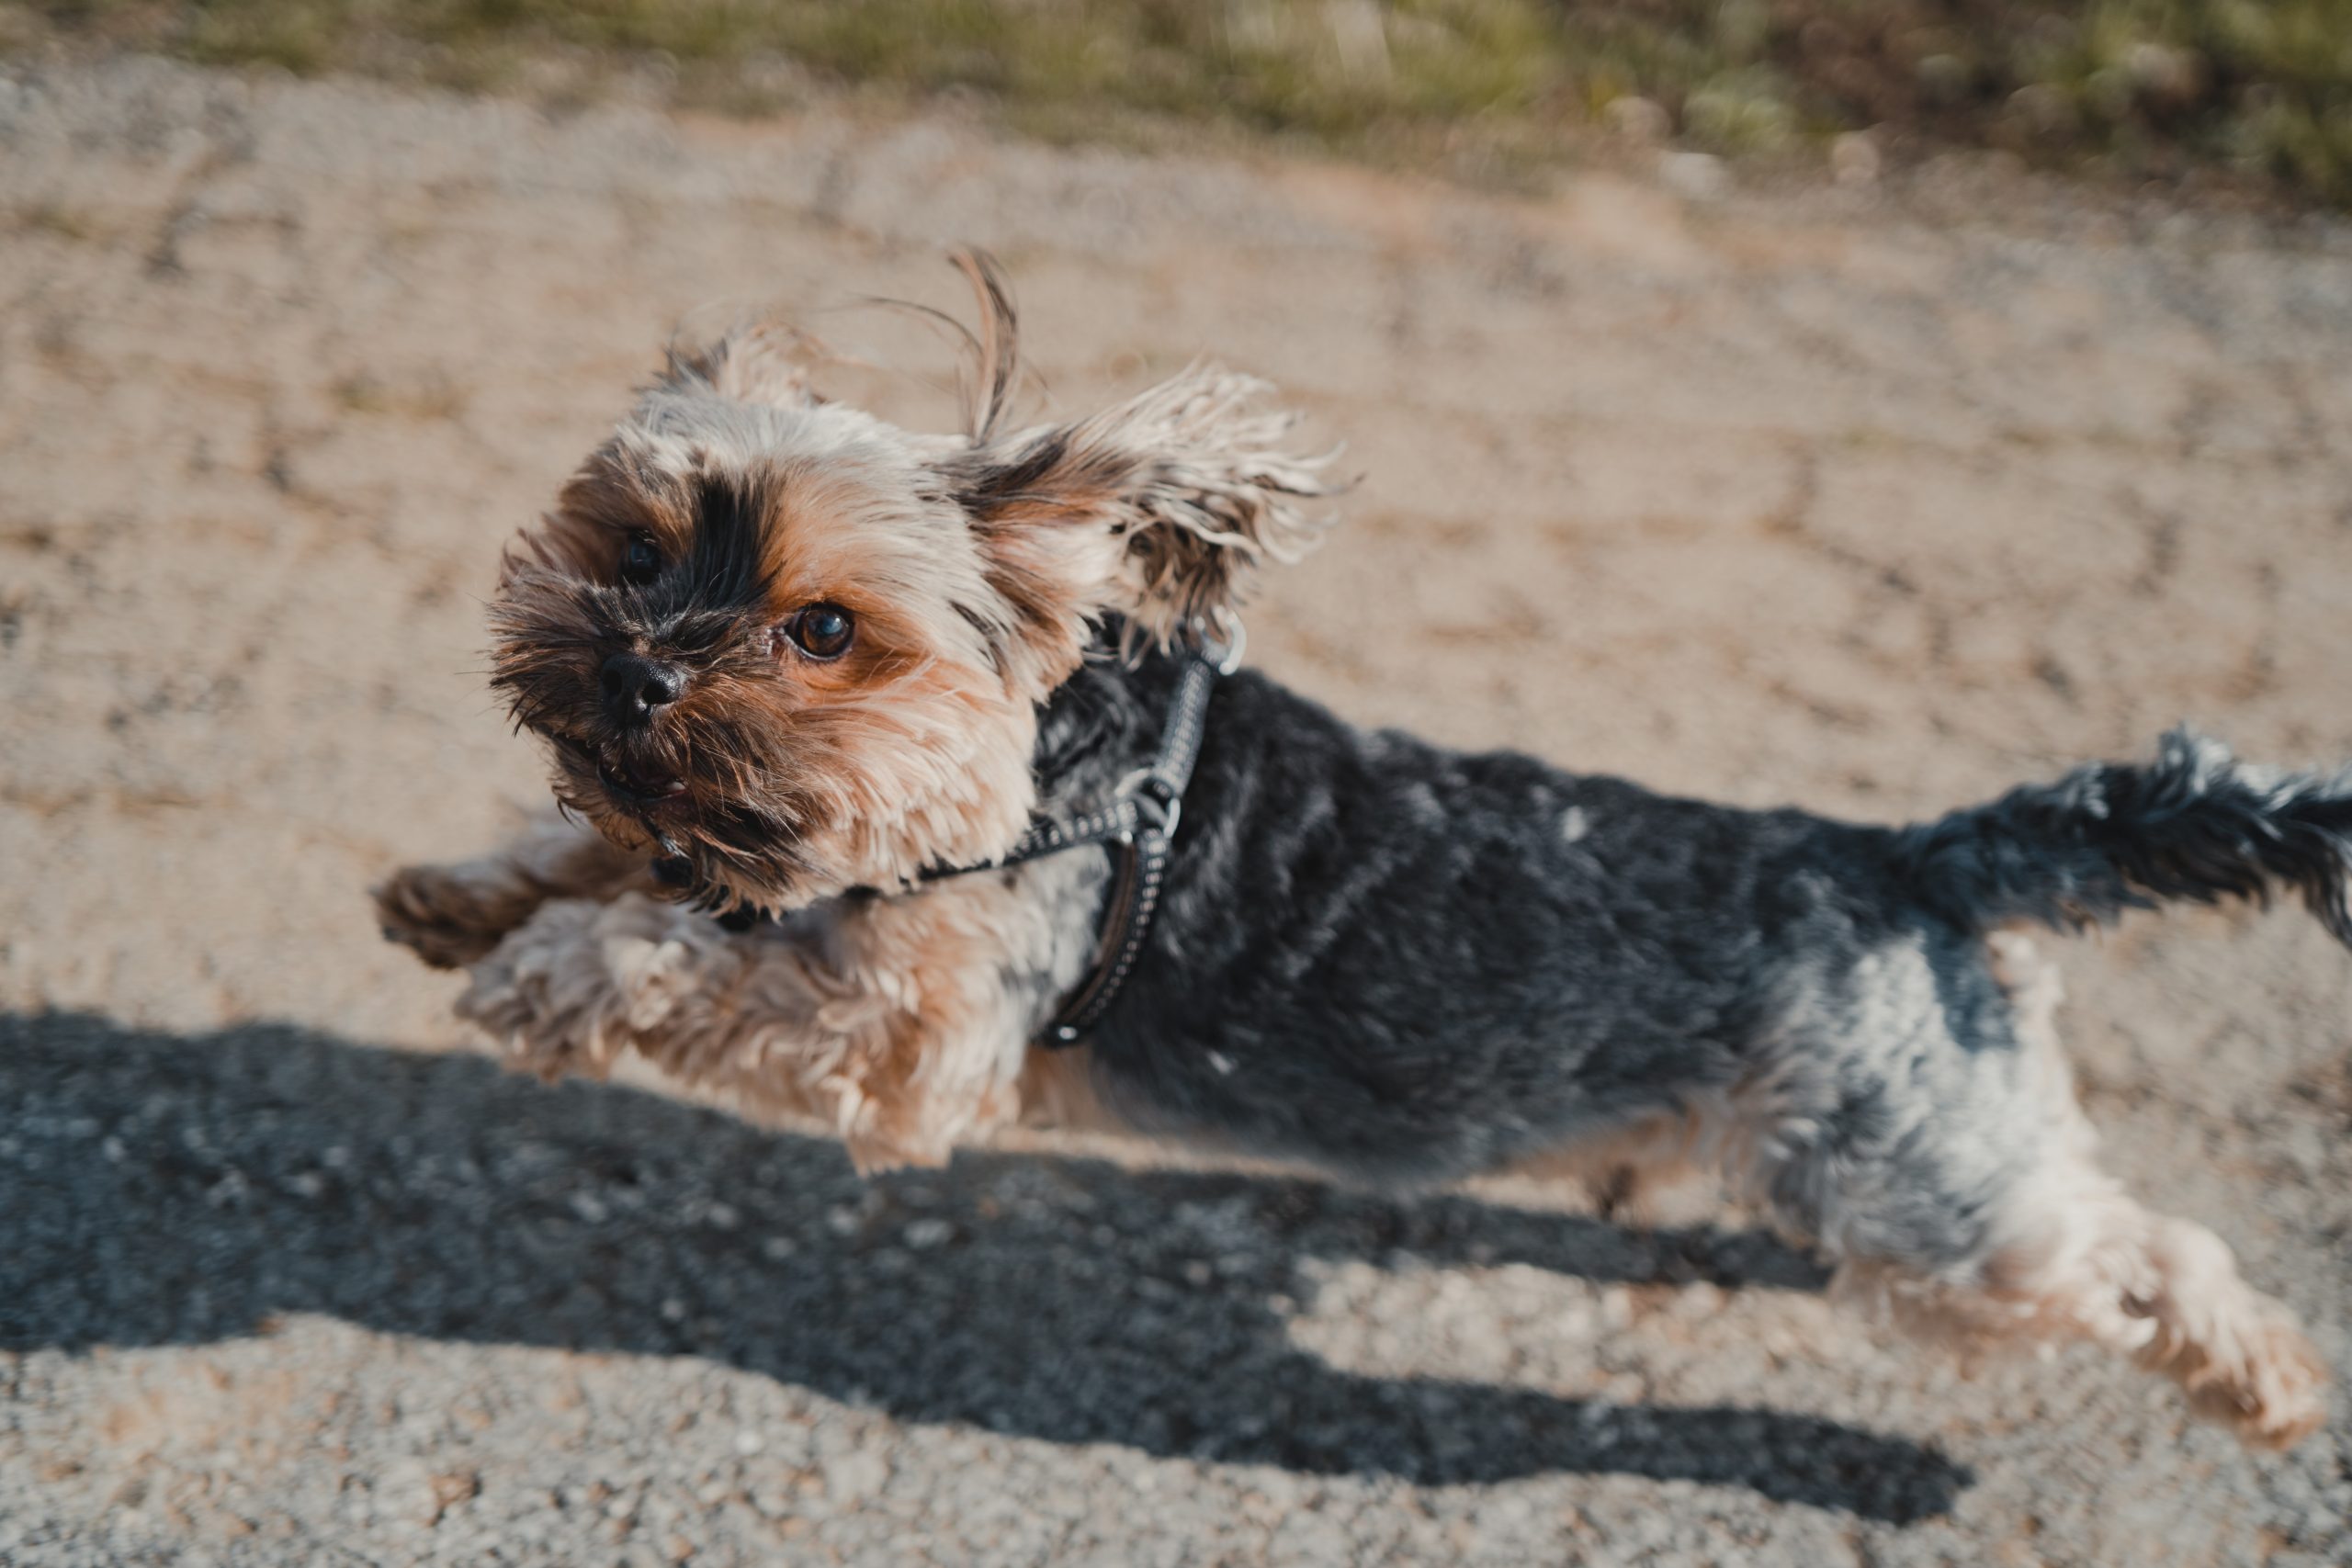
xmin=944 ymin=364 xmax=1337 ymax=664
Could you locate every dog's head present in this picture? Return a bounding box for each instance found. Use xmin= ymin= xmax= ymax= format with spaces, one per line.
xmin=490 ymin=254 xmax=1333 ymax=911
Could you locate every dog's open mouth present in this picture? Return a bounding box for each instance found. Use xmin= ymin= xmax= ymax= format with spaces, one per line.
xmin=596 ymin=753 xmax=688 ymax=809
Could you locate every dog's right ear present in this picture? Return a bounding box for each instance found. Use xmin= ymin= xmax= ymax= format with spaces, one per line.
xmin=944 ymin=368 xmax=1334 ymax=663
xmin=925 ymin=250 xmax=1336 ymax=679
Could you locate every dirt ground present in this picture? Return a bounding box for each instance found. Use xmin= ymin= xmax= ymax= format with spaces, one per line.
xmin=5 ymin=55 xmax=2352 ymax=1567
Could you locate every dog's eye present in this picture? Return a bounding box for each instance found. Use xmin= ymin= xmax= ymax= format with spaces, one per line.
xmin=618 ymin=532 xmax=662 ymax=586
xmin=783 ymin=603 xmax=855 ymax=660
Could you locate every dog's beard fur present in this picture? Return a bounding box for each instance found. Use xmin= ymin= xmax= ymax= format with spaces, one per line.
xmin=489 ymin=254 xmax=1333 ymax=911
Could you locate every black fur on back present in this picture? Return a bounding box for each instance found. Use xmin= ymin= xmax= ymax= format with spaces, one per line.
xmin=1031 ymin=647 xmax=1908 ymax=1183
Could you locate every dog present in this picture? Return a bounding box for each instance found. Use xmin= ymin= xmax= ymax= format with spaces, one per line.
xmin=378 ymin=252 xmax=2346 ymax=1450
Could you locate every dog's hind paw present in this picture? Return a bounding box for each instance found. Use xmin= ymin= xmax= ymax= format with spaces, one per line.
xmin=2164 ymin=1295 xmax=2333 ymax=1450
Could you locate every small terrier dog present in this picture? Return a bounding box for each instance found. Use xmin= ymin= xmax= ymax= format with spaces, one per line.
xmin=379 ymin=253 xmax=2346 ymax=1449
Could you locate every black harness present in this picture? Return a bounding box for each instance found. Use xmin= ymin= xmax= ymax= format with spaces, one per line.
xmin=929 ymin=643 xmax=1223 ymax=1045
xmin=695 ymin=637 xmax=1228 ymax=1049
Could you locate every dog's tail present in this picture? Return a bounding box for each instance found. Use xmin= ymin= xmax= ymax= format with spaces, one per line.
xmin=1892 ymin=727 xmax=2352 ymax=948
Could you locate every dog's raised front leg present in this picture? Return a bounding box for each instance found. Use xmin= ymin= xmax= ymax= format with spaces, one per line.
xmin=452 ymin=879 xmax=1057 ymax=1172
xmin=373 ymin=816 xmax=654 ymax=970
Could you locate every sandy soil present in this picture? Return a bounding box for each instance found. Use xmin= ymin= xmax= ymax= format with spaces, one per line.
xmin=3 ymin=55 xmax=2350 ymax=1567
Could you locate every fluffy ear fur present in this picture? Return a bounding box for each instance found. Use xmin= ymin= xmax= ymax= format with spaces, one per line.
xmin=935 ymin=254 xmax=1338 ymax=656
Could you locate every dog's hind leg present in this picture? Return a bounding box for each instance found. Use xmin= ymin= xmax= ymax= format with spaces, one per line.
xmin=1752 ymin=931 xmax=2329 ymax=1448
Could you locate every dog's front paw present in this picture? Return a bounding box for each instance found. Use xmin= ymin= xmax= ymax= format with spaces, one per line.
xmin=373 ymin=862 xmax=524 ymax=969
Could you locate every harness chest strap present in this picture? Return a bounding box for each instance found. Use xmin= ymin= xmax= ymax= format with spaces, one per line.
xmin=933 ymin=647 xmax=1220 ymax=1046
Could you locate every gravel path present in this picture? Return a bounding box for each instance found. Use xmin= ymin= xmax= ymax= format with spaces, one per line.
xmin=3 ymin=56 xmax=2350 ymax=1566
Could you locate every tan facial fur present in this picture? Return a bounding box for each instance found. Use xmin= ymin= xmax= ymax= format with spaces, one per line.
xmin=485 ymin=253 xmax=1331 ymax=915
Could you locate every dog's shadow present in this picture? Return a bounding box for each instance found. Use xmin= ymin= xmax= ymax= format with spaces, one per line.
xmin=0 ymin=1010 xmax=1966 ymax=1522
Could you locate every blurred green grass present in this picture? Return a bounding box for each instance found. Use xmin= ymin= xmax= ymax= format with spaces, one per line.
xmin=11 ymin=1 xmax=2352 ymax=203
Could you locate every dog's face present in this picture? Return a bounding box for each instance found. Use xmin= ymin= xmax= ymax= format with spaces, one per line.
xmin=489 ymin=259 xmax=1329 ymax=911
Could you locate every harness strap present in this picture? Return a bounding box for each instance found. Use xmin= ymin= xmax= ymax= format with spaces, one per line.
xmin=922 ymin=648 xmax=1221 ymax=1046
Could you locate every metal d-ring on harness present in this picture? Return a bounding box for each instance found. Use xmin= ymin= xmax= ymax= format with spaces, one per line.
xmin=922 ymin=619 xmax=1239 ymax=1046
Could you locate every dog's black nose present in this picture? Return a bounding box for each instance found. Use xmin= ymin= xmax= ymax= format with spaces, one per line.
xmin=599 ymin=651 xmax=688 ymax=725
